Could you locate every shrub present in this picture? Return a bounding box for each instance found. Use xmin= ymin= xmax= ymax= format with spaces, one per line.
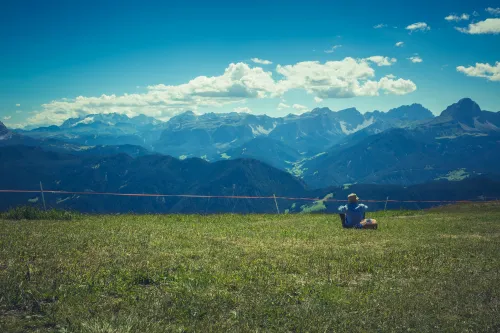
xmin=1 ymin=206 xmax=77 ymax=221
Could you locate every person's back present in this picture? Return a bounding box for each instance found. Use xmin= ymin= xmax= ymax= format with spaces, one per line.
xmin=338 ymin=193 xmax=377 ymax=229
xmin=338 ymin=202 xmax=368 ymax=228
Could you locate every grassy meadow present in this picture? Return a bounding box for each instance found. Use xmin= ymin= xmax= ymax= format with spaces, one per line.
xmin=1 ymin=204 xmax=499 ymax=332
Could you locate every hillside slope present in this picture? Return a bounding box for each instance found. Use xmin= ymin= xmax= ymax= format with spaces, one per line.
xmin=0 ymin=145 xmax=306 ymax=213
xmin=2 ymin=145 xmax=500 ymax=214
xmin=302 ymin=99 xmax=500 ymax=188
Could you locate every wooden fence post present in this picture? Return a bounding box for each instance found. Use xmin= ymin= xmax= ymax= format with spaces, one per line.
xmin=40 ymin=181 xmax=47 ymax=211
xmin=273 ymin=194 xmax=280 ymax=214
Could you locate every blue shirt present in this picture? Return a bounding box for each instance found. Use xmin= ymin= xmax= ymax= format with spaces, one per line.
xmin=338 ymin=203 xmax=368 ymax=227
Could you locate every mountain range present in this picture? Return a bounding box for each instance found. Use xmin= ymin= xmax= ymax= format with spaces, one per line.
xmin=1 ymin=97 xmax=500 ymax=213
xmin=14 ymin=102 xmax=434 ymax=159
xmin=301 ymin=98 xmax=500 ymax=188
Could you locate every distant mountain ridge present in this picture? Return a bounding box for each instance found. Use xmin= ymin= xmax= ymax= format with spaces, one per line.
xmin=440 ymin=98 xmax=482 ymax=121
xmin=419 ymin=98 xmax=500 ymax=137
xmin=371 ymin=103 xmax=434 ymax=121
xmin=16 ymin=113 xmax=167 ymax=150
xmin=5 ymin=98 xmax=498 ymax=193
xmin=60 ymin=113 xmax=161 ymax=128
xmin=301 ymin=98 xmax=500 ymax=188
xmin=1 ymin=120 xmax=151 ymax=158
xmin=14 ymin=103 xmax=435 ymax=162
xmin=155 ymin=112 xmax=280 ymax=158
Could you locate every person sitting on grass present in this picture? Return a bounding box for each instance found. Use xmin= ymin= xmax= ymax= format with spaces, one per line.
xmin=338 ymin=193 xmax=377 ymax=229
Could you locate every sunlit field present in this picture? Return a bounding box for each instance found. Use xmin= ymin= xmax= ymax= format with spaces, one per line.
xmin=1 ymin=204 xmax=499 ymax=332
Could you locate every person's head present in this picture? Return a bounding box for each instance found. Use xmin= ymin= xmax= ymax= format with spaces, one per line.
xmin=347 ymin=193 xmax=359 ymax=204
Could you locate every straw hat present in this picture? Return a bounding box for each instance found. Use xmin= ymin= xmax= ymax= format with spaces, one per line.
xmin=347 ymin=193 xmax=359 ymax=203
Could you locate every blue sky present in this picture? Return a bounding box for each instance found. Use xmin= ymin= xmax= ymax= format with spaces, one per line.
xmin=1 ymin=0 xmax=499 ymax=127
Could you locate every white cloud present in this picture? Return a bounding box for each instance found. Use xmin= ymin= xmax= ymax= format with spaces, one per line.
xmin=373 ymin=23 xmax=387 ymax=29
xmin=408 ymin=56 xmax=423 ymax=63
xmin=292 ymin=104 xmax=309 ymax=112
xmin=486 ymin=7 xmax=500 ymax=15
xmin=275 ymin=57 xmax=415 ymax=99
xmin=29 ymin=62 xmax=278 ymax=125
xmin=2 ymin=122 xmax=27 ymax=129
xmin=378 ymin=76 xmax=417 ymax=95
xmin=233 ymin=106 xmax=252 ymax=113
xmin=457 ymin=62 xmax=500 ymax=81
xmin=456 ymin=18 xmax=500 ymax=34
xmin=15 ymin=110 xmax=22 ymax=114
xmin=16 ymin=104 xmax=20 ymax=107
xmin=395 ymin=41 xmax=404 ymax=47
xmin=406 ymin=22 xmax=430 ymax=32
xmin=277 ymin=102 xmax=290 ymax=110
xmin=324 ymin=45 xmax=342 ymax=53
xmin=3 ymin=116 xmax=12 ymax=120
xmin=251 ymin=58 xmax=273 ymax=65
xmin=445 ymin=13 xmax=470 ymax=21
xmin=314 ymin=97 xmax=323 ymax=103
xmin=363 ymin=56 xmax=397 ymax=66
xmin=385 ymin=74 xmax=396 ymax=79
xmin=27 ymin=57 xmax=417 ymax=125
xmin=276 ymin=58 xmax=376 ymax=98
xmin=148 ymin=62 xmax=277 ymax=98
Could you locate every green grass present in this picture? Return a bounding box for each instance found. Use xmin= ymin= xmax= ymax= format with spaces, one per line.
xmin=1 ymin=204 xmax=499 ymax=332
xmin=285 ymin=152 xmax=325 ymax=178
xmin=299 ymin=193 xmax=334 ymax=214
xmin=435 ymin=168 xmax=470 ymax=182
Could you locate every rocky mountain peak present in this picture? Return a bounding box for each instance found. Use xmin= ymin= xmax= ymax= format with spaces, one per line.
xmin=440 ymin=98 xmax=482 ymax=122
xmin=309 ymin=107 xmax=332 ymax=116
xmin=386 ymin=103 xmax=434 ymax=120
xmin=0 ymin=121 xmax=9 ymax=137
xmin=170 ymin=110 xmax=197 ymax=122
xmin=334 ymin=108 xmax=364 ymax=125
xmin=335 ymin=107 xmax=362 ymax=117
